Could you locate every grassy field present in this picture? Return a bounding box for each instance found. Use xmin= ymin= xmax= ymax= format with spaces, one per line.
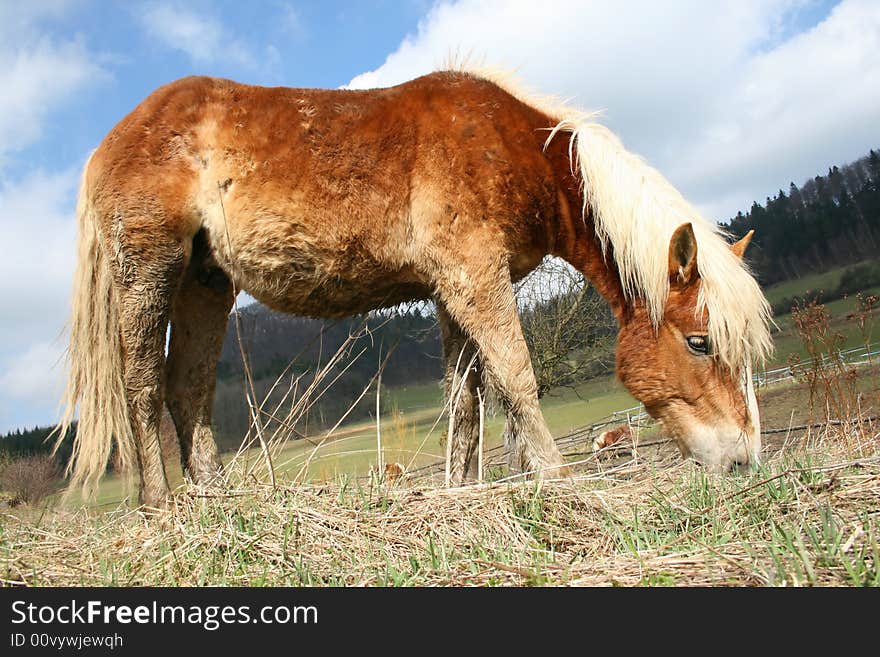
xmin=4 ymin=262 xmax=880 ymax=586
xmin=766 ymin=287 xmax=880 ymax=365
xmin=762 ymin=265 xmax=851 ymax=306
xmin=84 ymin=376 xmax=638 ymax=507
xmin=761 ymin=261 xmax=880 ymax=366
xmin=60 ymin=265 xmax=880 ymax=508
xmin=3 ymin=424 xmax=877 ymax=586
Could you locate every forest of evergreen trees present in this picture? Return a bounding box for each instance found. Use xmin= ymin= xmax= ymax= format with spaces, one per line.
xmin=725 ymin=149 xmax=880 ymax=287
xmin=0 ymin=425 xmax=74 ymax=464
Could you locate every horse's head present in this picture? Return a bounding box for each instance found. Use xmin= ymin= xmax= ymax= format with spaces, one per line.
xmin=615 ymin=223 xmax=762 ymax=471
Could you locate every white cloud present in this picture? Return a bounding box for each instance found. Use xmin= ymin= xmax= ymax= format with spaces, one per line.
xmin=0 ymin=342 xmax=64 ymax=408
xmin=0 ymin=1 xmax=78 ymax=38
xmin=0 ymin=6 xmax=107 ymax=165
xmin=278 ymin=3 xmax=305 ymax=37
xmin=137 ymin=2 xmax=257 ymax=69
xmin=673 ymin=0 xmax=880 ymax=217
xmin=0 ymin=167 xmax=79 ymax=433
xmin=0 ymin=340 xmax=65 ymax=422
xmin=347 ymin=0 xmax=880 ymax=221
xmin=0 ymin=3 xmax=106 ymax=432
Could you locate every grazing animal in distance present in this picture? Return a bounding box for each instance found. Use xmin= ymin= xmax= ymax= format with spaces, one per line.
xmin=593 ymin=424 xmax=634 ymax=452
xmin=383 ymin=462 xmax=406 ymax=482
xmin=57 ymin=68 xmax=771 ymax=508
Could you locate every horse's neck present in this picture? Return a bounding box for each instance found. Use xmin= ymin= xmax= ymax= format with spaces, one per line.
xmin=545 ymin=145 xmax=627 ymax=322
xmin=564 ymin=216 xmax=627 ymax=323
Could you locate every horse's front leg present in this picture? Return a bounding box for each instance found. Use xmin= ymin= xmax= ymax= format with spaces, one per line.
xmin=432 ymin=252 xmax=569 ymax=480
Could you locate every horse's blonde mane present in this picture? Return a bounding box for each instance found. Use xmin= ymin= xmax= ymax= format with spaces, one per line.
xmin=450 ymin=65 xmax=773 ymax=370
xmin=553 ymin=119 xmax=773 ymax=370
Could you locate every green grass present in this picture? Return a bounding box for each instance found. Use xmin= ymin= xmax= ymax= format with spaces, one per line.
xmin=765 ymin=285 xmax=880 ymax=367
xmin=384 ymin=382 xmax=444 ymax=410
xmin=762 ymin=266 xmax=852 ymax=306
xmin=765 ymin=266 xmax=880 ymax=366
xmin=218 ymin=375 xmax=636 ymax=484
xmin=601 ymin=452 xmax=880 ymax=587
xmin=77 ymin=375 xmax=637 ymax=508
xmin=6 ymin=436 xmax=878 ymax=586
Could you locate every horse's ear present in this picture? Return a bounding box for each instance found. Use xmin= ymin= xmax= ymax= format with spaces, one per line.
xmin=730 ymin=230 xmax=754 ymax=259
xmin=668 ymin=223 xmax=699 ymax=287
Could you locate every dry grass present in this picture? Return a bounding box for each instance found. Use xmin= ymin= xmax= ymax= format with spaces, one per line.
xmin=2 ymin=423 xmax=877 ymax=587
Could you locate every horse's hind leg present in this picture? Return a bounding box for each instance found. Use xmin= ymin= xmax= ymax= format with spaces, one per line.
xmin=438 ymin=304 xmax=483 ymax=484
xmin=116 ymin=238 xmax=185 ymax=509
xmin=165 ymin=234 xmax=233 ymax=486
xmin=433 ymin=254 xmax=568 ymax=479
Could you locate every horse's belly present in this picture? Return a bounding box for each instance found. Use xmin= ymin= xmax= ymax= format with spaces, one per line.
xmin=227 ymin=236 xmax=428 ymax=318
xmin=252 ymin=273 xmax=429 ymax=317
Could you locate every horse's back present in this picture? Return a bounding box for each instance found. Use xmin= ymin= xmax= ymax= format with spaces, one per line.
xmin=85 ymin=71 xmax=563 ymax=316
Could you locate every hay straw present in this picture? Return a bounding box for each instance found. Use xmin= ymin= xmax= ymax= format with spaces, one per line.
xmin=2 ymin=423 xmax=877 ymax=587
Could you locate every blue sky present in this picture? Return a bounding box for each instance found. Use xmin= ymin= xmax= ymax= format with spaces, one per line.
xmin=4 ymin=1 xmax=432 ymax=180
xmin=0 ymin=0 xmax=431 ymax=432
xmin=1 ymin=0 xmax=878 ymax=433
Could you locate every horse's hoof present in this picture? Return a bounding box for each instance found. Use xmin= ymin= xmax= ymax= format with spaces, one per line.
xmin=138 ymin=495 xmax=172 ymax=517
xmin=527 ymin=460 xmax=572 ymax=480
xmin=548 ymin=463 xmax=573 ymax=479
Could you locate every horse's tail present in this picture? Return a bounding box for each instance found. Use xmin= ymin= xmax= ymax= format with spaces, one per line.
xmin=54 ymin=151 xmax=136 ymax=497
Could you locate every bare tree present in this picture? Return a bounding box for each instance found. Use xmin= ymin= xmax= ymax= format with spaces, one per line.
xmin=0 ymin=455 xmax=59 ymax=506
xmin=516 ymin=258 xmax=616 ymax=398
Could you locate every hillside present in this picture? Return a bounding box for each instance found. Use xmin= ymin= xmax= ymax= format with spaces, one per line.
xmin=725 ymin=148 xmax=880 ymax=287
xmin=211 ymin=304 xmax=443 ymax=449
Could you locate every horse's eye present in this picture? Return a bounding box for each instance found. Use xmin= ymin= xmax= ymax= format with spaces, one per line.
xmin=686 ymin=335 xmax=710 ymax=355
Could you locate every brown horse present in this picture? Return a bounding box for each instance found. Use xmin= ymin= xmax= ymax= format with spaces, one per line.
xmin=57 ymin=69 xmax=771 ymax=508
xmin=593 ymin=424 xmax=634 ymax=452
